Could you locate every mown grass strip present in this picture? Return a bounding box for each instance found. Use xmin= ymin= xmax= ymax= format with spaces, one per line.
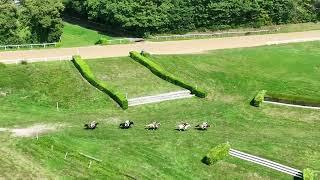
xmin=72 ymin=55 xmax=128 ymax=109
xmin=129 ymin=51 xmax=207 ymax=98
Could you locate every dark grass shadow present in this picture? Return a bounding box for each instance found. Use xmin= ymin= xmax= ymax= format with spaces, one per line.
xmin=293 ymin=176 xmax=302 ymax=180
xmin=63 ymin=15 xmax=135 ymax=38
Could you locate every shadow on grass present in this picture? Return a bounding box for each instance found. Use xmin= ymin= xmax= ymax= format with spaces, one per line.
xmin=63 ymin=15 xmax=134 ymax=38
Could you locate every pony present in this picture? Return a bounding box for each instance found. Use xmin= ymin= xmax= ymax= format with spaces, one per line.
xmin=119 ymin=120 xmax=134 ymax=129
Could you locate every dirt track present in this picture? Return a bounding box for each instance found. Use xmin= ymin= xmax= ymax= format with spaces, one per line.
xmin=1 ymin=30 xmax=320 ymax=63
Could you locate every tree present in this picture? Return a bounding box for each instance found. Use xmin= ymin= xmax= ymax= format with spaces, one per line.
xmin=0 ymin=0 xmax=25 ymax=45
xmin=21 ymin=0 xmax=64 ymax=43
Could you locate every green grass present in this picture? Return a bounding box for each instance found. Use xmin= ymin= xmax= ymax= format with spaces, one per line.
xmin=0 ymin=42 xmax=320 ymax=179
xmin=149 ymin=22 xmax=320 ymax=41
xmin=86 ymin=57 xmax=182 ymax=98
xmin=59 ymin=22 xmax=114 ymax=48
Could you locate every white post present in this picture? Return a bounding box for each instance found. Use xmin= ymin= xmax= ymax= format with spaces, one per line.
xmin=64 ymin=152 xmax=68 ymax=159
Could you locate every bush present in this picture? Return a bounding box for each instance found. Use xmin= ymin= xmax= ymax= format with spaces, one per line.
xmin=72 ymin=55 xmax=128 ymax=109
xmin=303 ymin=168 xmax=315 ymax=180
xmin=129 ymin=51 xmax=207 ymax=98
xmin=251 ymin=90 xmax=267 ymax=107
xmin=95 ymin=37 xmax=110 ymax=45
xmin=202 ymin=143 xmax=231 ymax=165
xmin=20 ymin=60 xmax=28 ymax=65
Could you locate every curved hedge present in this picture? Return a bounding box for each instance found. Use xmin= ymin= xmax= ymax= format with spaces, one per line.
xmin=202 ymin=143 xmax=231 ymax=165
xmin=72 ymin=56 xmax=128 ymax=109
xmin=129 ymin=51 xmax=207 ymax=98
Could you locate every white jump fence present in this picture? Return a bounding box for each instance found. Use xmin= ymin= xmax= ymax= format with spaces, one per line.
xmin=0 ymin=56 xmax=73 ymax=64
xmin=151 ymin=29 xmax=279 ymax=40
xmin=0 ymin=43 xmax=58 ymax=50
xmin=229 ymin=149 xmax=303 ymax=178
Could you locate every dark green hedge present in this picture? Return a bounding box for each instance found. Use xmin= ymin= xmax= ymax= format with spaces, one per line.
xmin=72 ymin=55 xmax=128 ymax=109
xmin=265 ymin=92 xmax=320 ymax=107
xmin=303 ymin=168 xmax=315 ymax=180
xmin=202 ymin=143 xmax=231 ymax=165
xmin=251 ymin=90 xmax=267 ymax=107
xmin=129 ymin=51 xmax=207 ymax=98
xmin=95 ymin=37 xmax=109 ymax=45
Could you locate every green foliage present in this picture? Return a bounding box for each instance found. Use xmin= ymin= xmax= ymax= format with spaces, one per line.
xmin=129 ymin=51 xmax=207 ymax=98
xmin=0 ymin=0 xmax=64 ymax=45
xmin=72 ymin=55 xmax=128 ymax=109
xmin=202 ymin=143 xmax=231 ymax=165
xmin=252 ymin=90 xmax=267 ymax=107
xmin=95 ymin=37 xmax=109 ymax=45
xmin=265 ymin=92 xmax=320 ymax=107
xmin=64 ymin=0 xmax=320 ymax=35
xmin=303 ymin=168 xmax=315 ymax=180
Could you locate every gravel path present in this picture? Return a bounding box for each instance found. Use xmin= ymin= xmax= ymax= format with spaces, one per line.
xmin=1 ymin=30 xmax=320 ymax=63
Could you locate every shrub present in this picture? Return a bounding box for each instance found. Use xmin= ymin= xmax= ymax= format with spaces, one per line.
xmin=251 ymin=90 xmax=267 ymax=107
xmin=20 ymin=60 xmax=28 ymax=65
xmin=72 ymin=55 xmax=128 ymax=109
xmin=95 ymin=37 xmax=110 ymax=45
xmin=202 ymin=143 xmax=231 ymax=165
xmin=303 ymin=168 xmax=315 ymax=180
xmin=129 ymin=51 xmax=207 ymax=98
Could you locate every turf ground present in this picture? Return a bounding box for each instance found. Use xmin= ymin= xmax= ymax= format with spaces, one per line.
xmin=0 ymin=42 xmax=319 ymax=179
xmin=59 ymin=22 xmax=113 ymax=48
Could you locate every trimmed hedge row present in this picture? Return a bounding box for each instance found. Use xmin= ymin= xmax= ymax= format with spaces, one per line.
xmin=251 ymin=90 xmax=267 ymax=107
xmin=202 ymin=143 xmax=231 ymax=165
xmin=265 ymin=92 xmax=320 ymax=108
xmin=72 ymin=55 xmax=128 ymax=109
xmin=129 ymin=51 xmax=207 ymax=98
xmin=251 ymin=90 xmax=320 ymax=108
xmin=95 ymin=37 xmax=109 ymax=45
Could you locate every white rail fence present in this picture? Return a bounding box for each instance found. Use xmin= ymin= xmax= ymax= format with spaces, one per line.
xmin=0 ymin=56 xmax=73 ymax=64
xmin=229 ymin=149 xmax=303 ymax=178
xmin=151 ymin=29 xmax=279 ymax=40
xmin=0 ymin=43 xmax=58 ymax=50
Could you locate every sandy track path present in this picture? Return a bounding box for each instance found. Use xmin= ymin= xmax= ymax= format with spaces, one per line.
xmin=1 ymin=30 xmax=320 ymax=63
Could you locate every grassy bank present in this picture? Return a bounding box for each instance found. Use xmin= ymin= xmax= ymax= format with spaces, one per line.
xmin=0 ymin=42 xmax=319 ymax=179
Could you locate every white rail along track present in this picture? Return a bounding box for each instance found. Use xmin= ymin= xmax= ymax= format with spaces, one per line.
xmin=229 ymin=149 xmax=303 ymax=178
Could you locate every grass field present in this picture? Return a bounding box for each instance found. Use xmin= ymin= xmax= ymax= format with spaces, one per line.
xmin=0 ymin=42 xmax=319 ymax=179
xmin=59 ymin=22 xmax=113 ymax=48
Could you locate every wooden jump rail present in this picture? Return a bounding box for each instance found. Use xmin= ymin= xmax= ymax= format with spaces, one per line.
xmin=229 ymin=149 xmax=303 ymax=178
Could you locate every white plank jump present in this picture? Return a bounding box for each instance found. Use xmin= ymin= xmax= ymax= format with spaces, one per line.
xmin=264 ymin=100 xmax=320 ymax=110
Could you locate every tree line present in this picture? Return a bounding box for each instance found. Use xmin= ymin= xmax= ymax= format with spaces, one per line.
xmin=0 ymin=0 xmax=64 ymax=45
xmin=1 ymin=0 xmax=320 ymax=45
xmin=65 ymin=0 xmax=320 ymax=36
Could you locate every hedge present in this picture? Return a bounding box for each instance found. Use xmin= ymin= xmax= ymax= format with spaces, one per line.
xmin=303 ymin=168 xmax=315 ymax=180
xmin=72 ymin=55 xmax=128 ymax=109
xmin=95 ymin=37 xmax=109 ymax=45
xmin=202 ymin=143 xmax=231 ymax=165
xmin=251 ymin=90 xmax=267 ymax=107
xmin=129 ymin=51 xmax=207 ymax=98
xmin=264 ymin=92 xmax=320 ymax=107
